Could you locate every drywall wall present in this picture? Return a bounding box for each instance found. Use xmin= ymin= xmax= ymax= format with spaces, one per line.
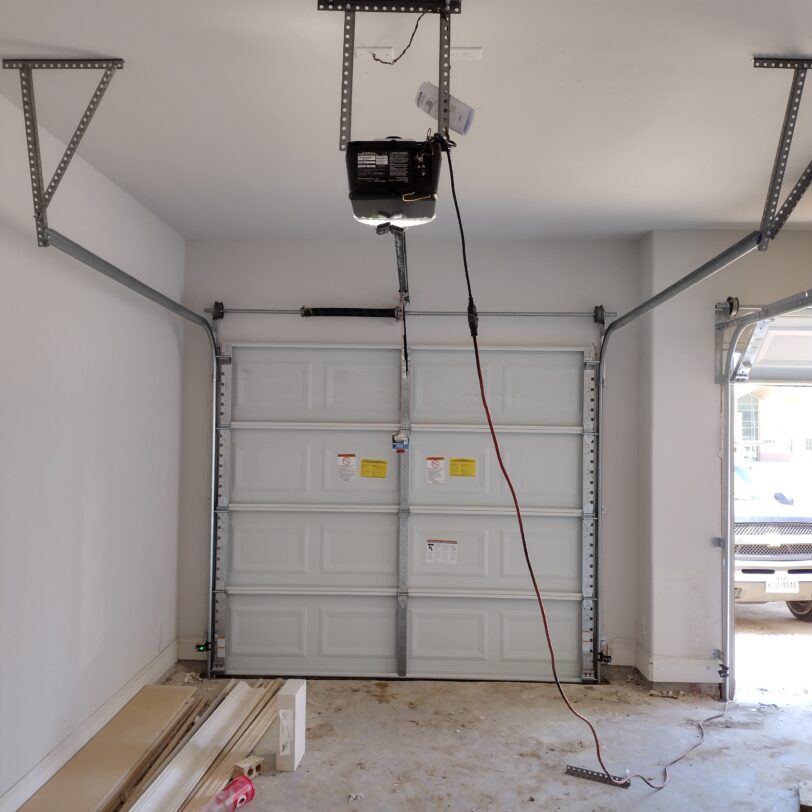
xmin=178 ymin=234 xmax=642 ymax=667
xmin=638 ymin=229 xmax=812 ymax=682
xmin=0 ymin=91 xmax=185 ymax=804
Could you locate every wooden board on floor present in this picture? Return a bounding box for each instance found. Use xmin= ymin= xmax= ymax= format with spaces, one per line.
xmin=20 ymin=685 xmax=197 ymax=812
xmin=127 ymin=681 xmax=265 ymax=812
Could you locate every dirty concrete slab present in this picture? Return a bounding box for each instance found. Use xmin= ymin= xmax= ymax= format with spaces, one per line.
xmin=248 ymin=676 xmax=811 ymax=812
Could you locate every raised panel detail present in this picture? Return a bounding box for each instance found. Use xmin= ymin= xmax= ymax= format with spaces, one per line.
xmin=500 ymin=606 xmax=579 ymax=663
xmin=322 ymin=525 xmax=397 ymax=576
xmin=234 ymin=354 xmax=313 ymax=421
xmin=409 ymin=521 xmax=489 ymax=578
xmin=229 ymin=603 xmax=307 ymax=657
xmin=231 ymin=518 xmax=309 ymax=576
xmin=410 ymin=608 xmax=488 ymax=660
xmin=324 ymin=359 xmax=400 ymax=420
xmin=500 ymin=518 xmax=581 ymax=592
xmin=319 ymin=606 xmax=396 ymax=657
xmin=231 ymin=433 xmax=311 ymax=501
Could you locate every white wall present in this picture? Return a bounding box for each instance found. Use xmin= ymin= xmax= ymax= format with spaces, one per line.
xmin=0 ymin=93 xmax=185 ymax=805
xmin=178 ymin=234 xmax=642 ymax=667
xmin=638 ymin=229 xmax=812 ymax=682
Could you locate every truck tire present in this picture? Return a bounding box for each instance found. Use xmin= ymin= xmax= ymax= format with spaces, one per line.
xmin=786 ymin=601 xmax=812 ymax=621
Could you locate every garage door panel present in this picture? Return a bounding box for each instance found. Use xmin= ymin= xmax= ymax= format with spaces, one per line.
xmin=229 ymin=429 xmax=398 ymax=504
xmin=408 ymin=515 xmax=580 ymax=592
xmin=412 ymin=349 xmax=583 ymax=426
xmin=218 ymin=343 xmax=594 ymax=682
xmin=228 ymin=511 xmax=397 ymax=588
xmin=232 ymin=346 xmax=400 ymax=422
xmin=408 ymin=598 xmax=580 ymax=680
xmin=226 ymin=595 xmax=397 ymax=676
xmin=410 ymin=432 xmax=581 ymax=509
xmin=411 ymin=351 xmax=494 ymax=423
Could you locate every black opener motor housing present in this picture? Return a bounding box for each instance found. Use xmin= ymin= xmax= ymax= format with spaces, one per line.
xmin=346 ymin=137 xmax=441 ymax=226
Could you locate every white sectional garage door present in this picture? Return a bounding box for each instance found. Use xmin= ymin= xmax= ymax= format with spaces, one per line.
xmin=213 ymin=343 xmax=597 ymax=682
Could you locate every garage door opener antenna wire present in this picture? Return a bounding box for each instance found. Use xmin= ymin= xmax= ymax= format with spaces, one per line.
xmin=438 ymin=132 xmax=728 ymax=791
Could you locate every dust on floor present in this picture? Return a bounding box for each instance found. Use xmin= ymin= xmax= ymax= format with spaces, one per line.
xmin=245 ymin=676 xmax=810 ymax=812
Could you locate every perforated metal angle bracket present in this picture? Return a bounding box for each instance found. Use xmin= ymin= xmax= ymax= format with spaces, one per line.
xmin=318 ymin=2 xmax=461 ymax=149
xmin=2 ymin=57 xmax=124 ymax=246
xmin=565 ymin=766 xmax=630 ymax=789
xmin=753 ymin=56 xmax=812 ymax=249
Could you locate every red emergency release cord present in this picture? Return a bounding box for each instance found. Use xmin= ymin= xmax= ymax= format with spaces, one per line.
xmin=440 ymin=134 xmax=725 ymax=790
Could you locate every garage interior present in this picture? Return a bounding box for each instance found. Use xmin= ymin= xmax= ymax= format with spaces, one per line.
xmin=3 ymin=1 xmax=812 ymax=810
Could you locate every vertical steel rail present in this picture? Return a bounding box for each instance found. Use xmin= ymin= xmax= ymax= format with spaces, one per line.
xmin=438 ymin=10 xmax=452 ymax=136
xmin=18 ymin=67 xmax=48 ymax=246
xmin=719 ymin=321 xmax=749 ymax=700
xmin=395 ymin=342 xmax=412 ymax=676
xmin=45 ymin=229 xmax=222 ymax=676
xmin=339 ymin=11 xmax=356 ymax=151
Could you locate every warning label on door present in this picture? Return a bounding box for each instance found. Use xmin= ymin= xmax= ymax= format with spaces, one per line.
xmin=360 ymin=458 xmax=388 ymax=479
xmin=426 ymin=539 xmax=458 ymax=565
xmin=426 ymin=456 xmax=446 ymax=485
xmin=449 ymin=458 xmax=477 ymax=477
xmin=337 ymin=453 xmax=357 ymax=482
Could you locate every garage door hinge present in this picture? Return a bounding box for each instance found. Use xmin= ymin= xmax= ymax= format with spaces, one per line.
xmin=397 ymin=591 xmax=408 ymax=609
xmin=217 ymin=354 xmax=232 ymax=365
xmin=584 ymin=359 xmax=598 ymax=370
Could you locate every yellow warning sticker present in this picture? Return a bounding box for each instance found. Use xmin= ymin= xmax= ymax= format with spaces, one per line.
xmin=360 ymin=458 xmax=388 ymax=479
xmin=449 ymin=458 xmax=477 ymax=477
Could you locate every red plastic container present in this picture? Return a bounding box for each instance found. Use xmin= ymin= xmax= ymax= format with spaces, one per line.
xmin=202 ymin=776 xmax=255 ymax=812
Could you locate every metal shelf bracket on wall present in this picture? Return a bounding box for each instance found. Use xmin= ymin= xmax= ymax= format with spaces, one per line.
xmin=2 ymin=58 xmax=125 ymax=246
xmin=3 ymin=56 xmax=225 ymax=675
xmin=317 ymin=1 xmax=462 ymax=150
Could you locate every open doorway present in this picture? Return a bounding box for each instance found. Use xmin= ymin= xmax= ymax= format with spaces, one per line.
xmin=733 ymin=383 xmax=812 ymax=702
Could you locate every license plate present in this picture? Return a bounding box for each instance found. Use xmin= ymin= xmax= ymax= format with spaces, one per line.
xmin=766 ymin=575 xmax=800 ymax=594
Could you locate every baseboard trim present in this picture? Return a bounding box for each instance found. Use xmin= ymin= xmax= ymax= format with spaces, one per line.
xmin=0 ymin=639 xmax=178 ymax=810
xmin=636 ymin=645 xmax=721 ymax=684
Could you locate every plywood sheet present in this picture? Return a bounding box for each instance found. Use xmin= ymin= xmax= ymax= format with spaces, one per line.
xmin=21 ymin=685 xmax=196 ymax=812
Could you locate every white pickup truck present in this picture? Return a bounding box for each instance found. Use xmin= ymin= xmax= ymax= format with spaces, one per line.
xmin=734 ymin=464 xmax=812 ymax=620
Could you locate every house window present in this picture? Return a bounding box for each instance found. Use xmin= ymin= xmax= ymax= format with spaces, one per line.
xmin=737 ymin=393 xmax=760 ymax=460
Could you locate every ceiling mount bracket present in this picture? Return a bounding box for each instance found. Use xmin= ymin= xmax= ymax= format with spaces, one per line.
xmin=1 ymin=57 xmax=125 ymax=246
xmin=319 ymin=2 xmax=461 ymax=150
xmin=753 ymin=56 xmax=812 ymax=250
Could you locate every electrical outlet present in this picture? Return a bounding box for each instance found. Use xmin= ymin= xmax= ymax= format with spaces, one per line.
xmin=451 ymin=46 xmax=483 ymax=61
xmin=355 ymin=46 xmax=394 ymax=61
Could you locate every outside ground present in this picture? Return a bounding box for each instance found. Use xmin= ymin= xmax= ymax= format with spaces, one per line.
xmin=735 ymin=601 xmax=812 ymax=704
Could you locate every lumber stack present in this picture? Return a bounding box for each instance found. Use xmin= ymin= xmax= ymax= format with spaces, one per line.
xmin=20 ymin=677 xmax=293 ymax=812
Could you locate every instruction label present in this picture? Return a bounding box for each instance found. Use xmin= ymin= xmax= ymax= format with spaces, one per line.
xmin=426 ymin=456 xmax=446 ymax=485
xmin=360 ymin=458 xmax=388 ymax=479
xmin=337 ymin=453 xmax=357 ymax=482
xmin=449 ymin=458 xmax=477 ymax=477
xmin=426 ymin=539 xmax=458 ymax=565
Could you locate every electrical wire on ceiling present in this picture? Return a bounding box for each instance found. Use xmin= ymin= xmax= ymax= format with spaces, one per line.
xmin=435 ymin=132 xmax=729 ymax=791
xmin=372 ymin=11 xmax=430 ymax=65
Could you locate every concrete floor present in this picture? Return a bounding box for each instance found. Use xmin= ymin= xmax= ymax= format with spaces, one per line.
xmin=242 ymin=604 xmax=812 ymax=812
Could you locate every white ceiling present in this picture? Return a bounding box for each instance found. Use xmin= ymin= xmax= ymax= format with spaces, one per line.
xmin=3 ymin=0 xmax=812 ymax=240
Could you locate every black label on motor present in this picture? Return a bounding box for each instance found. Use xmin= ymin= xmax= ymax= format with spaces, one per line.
xmin=356 ymin=150 xmax=410 ymax=184
xmin=388 ymin=151 xmax=409 ymax=182
xmin=357 ymin=151 xmax=390 ymax=181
